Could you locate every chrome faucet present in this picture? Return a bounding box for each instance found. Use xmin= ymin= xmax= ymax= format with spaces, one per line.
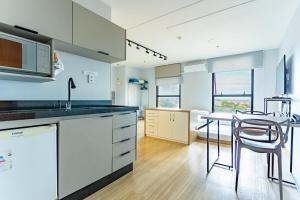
xmin=66 ymin=77 xmax=76 ymax=110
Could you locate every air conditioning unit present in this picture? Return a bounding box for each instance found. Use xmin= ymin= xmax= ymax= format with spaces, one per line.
xmin=182 ymin=60 xmax=207 ymax=73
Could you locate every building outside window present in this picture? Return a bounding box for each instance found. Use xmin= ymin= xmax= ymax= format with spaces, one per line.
xmin=212 ymin=70 xmax=254 ymax=113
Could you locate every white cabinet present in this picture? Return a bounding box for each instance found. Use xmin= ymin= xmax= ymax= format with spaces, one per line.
xmin=145 ymin=109 xmax=190 ymax=144
xmin=0 ymin=0 xmax=73 ymax=43
xmin=58 ymin=116 xmax=113 ymax=199
xmin=172 ymin=112 xmax=189 ymax=143
xmin=158 ymin=111 xmax=172 ymax=139
xmin=73 ymin=2 xmax=126 ymax=61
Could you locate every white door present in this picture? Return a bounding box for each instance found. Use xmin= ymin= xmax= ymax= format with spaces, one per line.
xmin=158 ymin=111 xmax=172 ymax=139
xmin=172 ymin=112 xmax=189 ymax=144
xmin=0 ymin=125 xmax=57 ymax=200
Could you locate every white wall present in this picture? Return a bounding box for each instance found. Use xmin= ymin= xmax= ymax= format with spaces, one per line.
xmin=254 ymin=49 xmax=279 ymax=112
xmin=73 ymin=0 xmax=111 ymax=20
xmin=279 ymin=4 xmax=300 ymax=113
xmin=0 ymin=51 xmax=111 ymax=100
xmin=181 ymin=71 xmax=212 ymax=111
xmin=112 ymin=66 xmax=128 ymax=105
xmin=278 ymin=3 xmax=300 ymax=183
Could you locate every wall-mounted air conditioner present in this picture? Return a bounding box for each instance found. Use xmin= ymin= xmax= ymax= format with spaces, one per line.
xmin=182 ymin=60 xmax=207 ymax=73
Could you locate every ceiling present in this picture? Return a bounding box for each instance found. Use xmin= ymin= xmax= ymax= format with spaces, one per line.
xmin=101 ymin=0 xmax=300 ymax=68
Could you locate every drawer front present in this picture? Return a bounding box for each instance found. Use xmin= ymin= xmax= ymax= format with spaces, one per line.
xmin=113 ymin=125 xmax=136 ymax=143
xmin=113 ymin=137 xmax=136 ymax=157
xmin=146 ymin=110 xmax=158 ymax=117
xmin=113 ymin=150 xmax=136 ymax=172
xmin=146 ymin=117 xmax=158 ymax=124
xmin=146 ymin=129 xmax=157 ymax=136
xmin=146 ymin=123 xmax=157 ymax=130
xmin=113 ymin=112 xmax=136 ymax=128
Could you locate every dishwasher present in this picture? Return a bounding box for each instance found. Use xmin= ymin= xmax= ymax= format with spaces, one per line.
xmin=0 ymin=124 xmax=57 ymax=200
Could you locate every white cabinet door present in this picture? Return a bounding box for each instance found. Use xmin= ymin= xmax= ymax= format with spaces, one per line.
xmin=0 ymin=0 xmax=73 ymax=43
xmin=172 ymin=112 xmax=189 ymax=144
xmin=158 ymin=111 xmax=172 ymax=139
xmin=58 ymin=116 xmax=112 ymax=198
xmin=73 ymin=2 xmax=126 ymax=60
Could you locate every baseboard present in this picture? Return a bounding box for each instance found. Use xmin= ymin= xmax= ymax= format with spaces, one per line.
xmin=60 ymin=163 xmax=133 ymax=200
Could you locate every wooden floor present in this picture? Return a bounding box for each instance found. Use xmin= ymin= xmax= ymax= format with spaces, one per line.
xmin=86 ymin=121 xmax=300 ymax=200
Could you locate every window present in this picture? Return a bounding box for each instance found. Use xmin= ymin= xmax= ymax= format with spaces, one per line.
xmin=212 ymin=70 xmax=254 ymax=113
xmin=156 ymin=84 xmax=181 ymax=108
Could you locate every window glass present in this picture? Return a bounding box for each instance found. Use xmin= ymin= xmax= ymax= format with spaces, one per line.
xmin=213 ymin=70 xmax=253 ymax=113
xmin=214 ymin=96 xmax=251 ymax=112
xmin=215 ymin=71 xmax=252 ymax=95
xmin=158 ymin=84 xmax=180 ymax=96
xmin=156 ymin=84 xmax=180 ymax=109
xmin=157 ymin=97 xmax=180 ymax=108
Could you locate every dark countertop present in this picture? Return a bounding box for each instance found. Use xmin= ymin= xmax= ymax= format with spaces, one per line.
xmin=0 ymin=101 xmax=138 ymax=122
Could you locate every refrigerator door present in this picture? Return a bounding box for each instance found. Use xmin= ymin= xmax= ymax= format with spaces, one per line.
xmin=0 ymin=124 xmax=57 ymax=200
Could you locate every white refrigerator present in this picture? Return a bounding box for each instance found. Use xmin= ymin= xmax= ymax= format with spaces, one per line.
xmin=0 ymin=124 xmax=57 ymax=200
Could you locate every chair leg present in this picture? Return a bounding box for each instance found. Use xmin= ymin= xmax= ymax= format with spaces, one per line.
xmin=277 ymin=150 xmax=283 ymax=200
xmin=235 ymin=142 xmax=242 ymax=191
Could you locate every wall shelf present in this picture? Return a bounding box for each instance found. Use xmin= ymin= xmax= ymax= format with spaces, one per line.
xmin=0 ymin=71 xmax=55 ymax=82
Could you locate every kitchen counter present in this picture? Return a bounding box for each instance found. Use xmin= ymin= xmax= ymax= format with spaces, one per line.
xmin=0 ymin=100 xmax=138 ymax=130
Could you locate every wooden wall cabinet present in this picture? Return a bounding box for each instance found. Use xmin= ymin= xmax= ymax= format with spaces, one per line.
xmin=145 ymin=109 xmax=190 ymax=144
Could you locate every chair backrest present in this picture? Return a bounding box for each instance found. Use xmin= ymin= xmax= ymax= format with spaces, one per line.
xmin=236 ymin=110 xmax=274 ymax=116
xmin=233 ymin=115 xmax=290 ymax=148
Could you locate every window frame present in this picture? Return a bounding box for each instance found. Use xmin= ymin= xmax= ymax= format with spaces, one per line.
xmin=212 ymin=69 xmax=254 ymax=112
xmin=156 ymin=84 xmax=181 ymax=109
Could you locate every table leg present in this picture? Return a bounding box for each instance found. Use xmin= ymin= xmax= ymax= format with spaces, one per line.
xmin=290 ymin=127 xmax=294 ymax=173
xmin=217 ymin=120 xmax=220 ymax=157
xmin=231 ymin=120 xmax=234 ymax=168
xmin=207 ymin=119 xmax=210 ymax=173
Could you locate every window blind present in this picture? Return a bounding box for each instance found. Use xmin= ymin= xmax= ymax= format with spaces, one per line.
xmin=155 ymin=63 xmax=181 ymax=78
xmin=207 ymin=50 xmax=263 ymax=73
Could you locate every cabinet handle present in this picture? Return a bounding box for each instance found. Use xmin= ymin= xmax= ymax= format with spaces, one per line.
xmin=120 ymin=125 xmax=131 ymax=129
xmin=14 ymin=25 xmax=38 ymax=34
xmin=173 ymin=114 xmax=175 ymax=122
xmin=120 ymin=151 xmax=130 ymax=157
xmin=101 ymin=115 xmax=113 ymax=118
xmin=97 ymin=50 xmax=109 ymax=56
xmin=120 ymin=138 xmax=130 ymax=143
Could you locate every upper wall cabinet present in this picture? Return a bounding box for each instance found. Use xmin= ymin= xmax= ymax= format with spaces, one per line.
xmin=0 ymin=0 xmax=72 ymax=43
xmin=73 ymin=3 xmax=126 ymax=62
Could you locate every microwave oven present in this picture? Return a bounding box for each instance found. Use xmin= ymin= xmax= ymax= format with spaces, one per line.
xmin=0 ymin=32 xmax=51 ymax=76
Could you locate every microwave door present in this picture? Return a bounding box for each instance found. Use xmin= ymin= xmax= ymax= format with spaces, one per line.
xmin=0 ymin=38 xmax=22 ymax=69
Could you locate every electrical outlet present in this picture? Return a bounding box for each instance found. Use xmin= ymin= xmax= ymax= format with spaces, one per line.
xmin=88 ymin=74 xmax=95 ymax=84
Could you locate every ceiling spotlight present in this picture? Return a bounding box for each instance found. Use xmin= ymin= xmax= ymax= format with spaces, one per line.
xmin=164 ymin=56 xmax=167 ymax=60
xmin=136 ymin=45 xmax=140 ymax=50
xmin=159 ymin=54 xmax=163 ymax=59
xmin=153 ymin=52 xmax=157 ymax=57
xmin=128 ymin=41 xmax=132 ymax=47
xmin=146 ymin=49 xmax=149 ymax=54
